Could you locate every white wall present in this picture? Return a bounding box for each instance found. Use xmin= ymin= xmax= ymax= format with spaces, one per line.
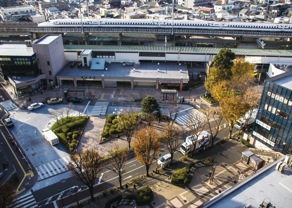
xmin=64 ymin=51 xmax=79 ymax=62
xmin=115 ymin=52 xmax=139 ymax=62
xmin=245 ymin=56 xmax=292 ymax=64
xmin=254 ymin=140 xmax=272 ymax=151
xmin=266 ymin=64 xmax=285 ymax=78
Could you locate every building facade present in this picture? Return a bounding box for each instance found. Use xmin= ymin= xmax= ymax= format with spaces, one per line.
xmin=32 ymin=34 xmax=66 ymax=86
xmin=252 ymin=71 xmax=292 ymax=154
xmin=0 ymin=43 xmax=46 ymax=96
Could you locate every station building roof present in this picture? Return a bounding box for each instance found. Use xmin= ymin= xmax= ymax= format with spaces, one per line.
xmin=57 ymin=62 xmax=189 ymax=82
xmin=64 ymin=45 xmax=292 ymax=57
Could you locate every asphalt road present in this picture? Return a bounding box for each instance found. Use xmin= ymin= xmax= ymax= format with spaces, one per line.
xmin=36 ymin=128 xmax=231 ymax=207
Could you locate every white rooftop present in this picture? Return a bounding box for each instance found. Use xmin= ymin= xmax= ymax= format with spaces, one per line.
xmin=35 ymin=35 xmax=59 ymax=45
xmin=273 ymin=71 xmax=292 ymax=90
xmin=203 ymin=157 xmax=292 ymax=208
xmin=0 ymin=44 xmax=34 ymax=56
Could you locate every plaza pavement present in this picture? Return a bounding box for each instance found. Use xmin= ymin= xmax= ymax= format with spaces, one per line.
xmin=3 ymin=84 xmax=282 ymax=208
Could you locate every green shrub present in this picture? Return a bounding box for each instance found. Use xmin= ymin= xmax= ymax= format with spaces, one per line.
xmin=171 ymin=167 xmax=191 ymax=185
xmin=67 ymin=132 xmax=73 ymax=137
xmin=69 ymin=143 xmax=76 ymax=151
xmin=72 ymin=133 xmax=79 ymax=140
xmin=135 ymin=186 xmax=153 ymax=206
xmin=112 ymin=118 xmax=118 ymax=124
xmin=106 ymin=114 xmax=116 ymax=123
xmin=240 ymin=138 xmax=252 ymax=147
xmin=102 ymin=131 xmax=109 ymax=138
xmin=109 ymin=128 xmax=118 ymax=135
xmin=61 ymin=126 xmax=69 ymax=133
xmin=72 ymin=139 xmax=78 ymax=144
xmin=51 ymin=116 xmax=87 ymax=151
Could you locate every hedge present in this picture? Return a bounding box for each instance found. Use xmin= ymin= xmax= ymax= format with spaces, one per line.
xmin=171 ymin=167 xmax=192 ymax=185
xmin=51 ymin=116 xmax=88 ymax=152
xmin=135 ymin=186 xmax=153 ymax=206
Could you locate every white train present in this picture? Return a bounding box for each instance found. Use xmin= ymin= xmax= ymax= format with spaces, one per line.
xmin=38 ymin=18 xmax=292 ymax=32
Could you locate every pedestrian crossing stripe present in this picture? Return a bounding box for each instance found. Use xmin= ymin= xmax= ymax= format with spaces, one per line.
xmin=12 ymin=191 xmax=38 ymax=208
xmin=87 ymin=102 xmax=109 ymax=116
xmin=0 ymin=100 xmax=17 ymax=111
xmin=36 ymin=156 xmax=71 ymax=181
xmin=175 ymin=109 xmax=206 ymax=127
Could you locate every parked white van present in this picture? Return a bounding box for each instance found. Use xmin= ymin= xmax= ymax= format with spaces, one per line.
xmin=157 ymin=153 xmax=171 ymax=168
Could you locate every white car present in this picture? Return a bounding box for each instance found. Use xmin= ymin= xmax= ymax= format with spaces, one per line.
xmin=157 ymin=153 xmax=171 ymax=168
xmin=27 ymin=102 xmax=44 ymax=111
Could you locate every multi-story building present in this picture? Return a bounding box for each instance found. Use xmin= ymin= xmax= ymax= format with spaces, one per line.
xmin=0 ymin=5 xmax=36 ymax=21
xmin=0 ymin=35 xmax=65 ymax=96
xmin=0 ymin=42 xmax=45 ymax=96
xmin=32 ymin=34 xmax=66 ymax=86
xmin=252 ymin=71 xmax=292 ymax=154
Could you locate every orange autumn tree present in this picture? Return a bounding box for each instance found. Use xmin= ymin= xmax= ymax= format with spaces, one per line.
xmin=133 ymin=127 xmax=161 ymax=177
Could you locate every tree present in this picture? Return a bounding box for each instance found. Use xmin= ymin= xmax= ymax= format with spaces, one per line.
xmin=68 ymin=150 xmax=102 ymax=201
xmin=203 ymin=107 xmax=224 ymax=146
xmin=133 ymin=127 xmax=161 ymax=177
xmin=213 ymin=48 xmax=235 ymax=70
xmin=117 ymin=113 xmax=140 ymax=149
xmin=185 ymin=112 xmax=207 ymax=138
xmin=108 ymin=145 xmax=129 ymax=189
xmin=205 ymin=48 xmax=235 ymax=92
xmin=160 ymin=124 xmax=182 ymax=164
xmin=221 ymin=97 xmax=250 ymax=139
xmin=0 ymin=182 xmax=15 ymax=207
xmin=141 ymin=95 xmax=160 ymax=114
xmin=206 ymin=57 xmax=259 ymax=139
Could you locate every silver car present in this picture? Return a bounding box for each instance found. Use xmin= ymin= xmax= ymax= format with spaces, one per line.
xmin=27 ymin=102 xmax=44 ymax=111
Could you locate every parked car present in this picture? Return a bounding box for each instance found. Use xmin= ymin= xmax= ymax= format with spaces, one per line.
xmin=47 ymin=97 xmax=63 ymax=104
xmin=27 ymin=102 xmax=44 ymax=111
xmin=66 ymin=97 xmax=82 ymax=103
xmin=4 ymin=117 xmax=14 ymax=128
xmin=157 ymin=153 xmax=171 ymax=168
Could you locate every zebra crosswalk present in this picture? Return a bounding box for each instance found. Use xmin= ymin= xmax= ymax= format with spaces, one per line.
xmin=12 ymin=191 xmax=38 ymax=208
xmin=87 ymin=101 xmax=109 ymax=116
xmin=0 ymin=100 xmax=17 ymax=111
xmin=175 ymin=108 xmax=206 ymax=128
xmin=36 ymin=156 xmax=71 ymax=181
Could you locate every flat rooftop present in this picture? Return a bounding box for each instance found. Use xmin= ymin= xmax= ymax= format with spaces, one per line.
xmin=34 ymin=35 xmax=59 ymax=45
xmin=0 ymin=44 xmax=34 ymax=57
xmin=271 ymin=70 xmax=292 ymax=90
xmin=58 ymin=62 xmax=189 ymax=81
xmin=64 ymin=45 xmax=292 ymax=57
xmin=203 ymin=157 xmax=292 ymax=208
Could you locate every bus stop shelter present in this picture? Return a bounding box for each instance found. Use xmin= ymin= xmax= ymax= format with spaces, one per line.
xmin=161 ymin=89 xmax=177 ymax=101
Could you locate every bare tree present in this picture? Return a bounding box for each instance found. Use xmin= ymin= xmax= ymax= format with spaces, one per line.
xmin=160 ymin=124 xmax=182 ymax=164
xmin=185 ymin=111 xmax=207 ymax=137
xmin=68 ymin=150 xmax=102 ymax=201
xmin=164 ymin=104 xmax=179 ymax=125
xmin=133 ymin=127 xmax=161 ymax=177
xmin=108 ymin=145 xmax=129 ymax=189
xmin=203 ymin=107 xmax=224 ymax=146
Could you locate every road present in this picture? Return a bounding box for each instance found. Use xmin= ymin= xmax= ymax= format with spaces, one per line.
xmin=36 ymin=128 xmax=230 ymax=207
xmin=0 ymin=83 xmax=231 ymax=208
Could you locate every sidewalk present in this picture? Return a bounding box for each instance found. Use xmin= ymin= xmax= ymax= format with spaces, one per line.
xmin=2 ymin=82 xmax=208 ymax=109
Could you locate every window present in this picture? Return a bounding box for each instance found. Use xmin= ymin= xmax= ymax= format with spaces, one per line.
xmin=49 ymin=71 xmax=51 ymax=75
xmin=47 ymin=61 xmax=50 ymax=66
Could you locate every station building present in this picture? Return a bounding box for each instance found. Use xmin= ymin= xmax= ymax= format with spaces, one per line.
xmin=1 ymin=34 xmax=292 ymax=96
